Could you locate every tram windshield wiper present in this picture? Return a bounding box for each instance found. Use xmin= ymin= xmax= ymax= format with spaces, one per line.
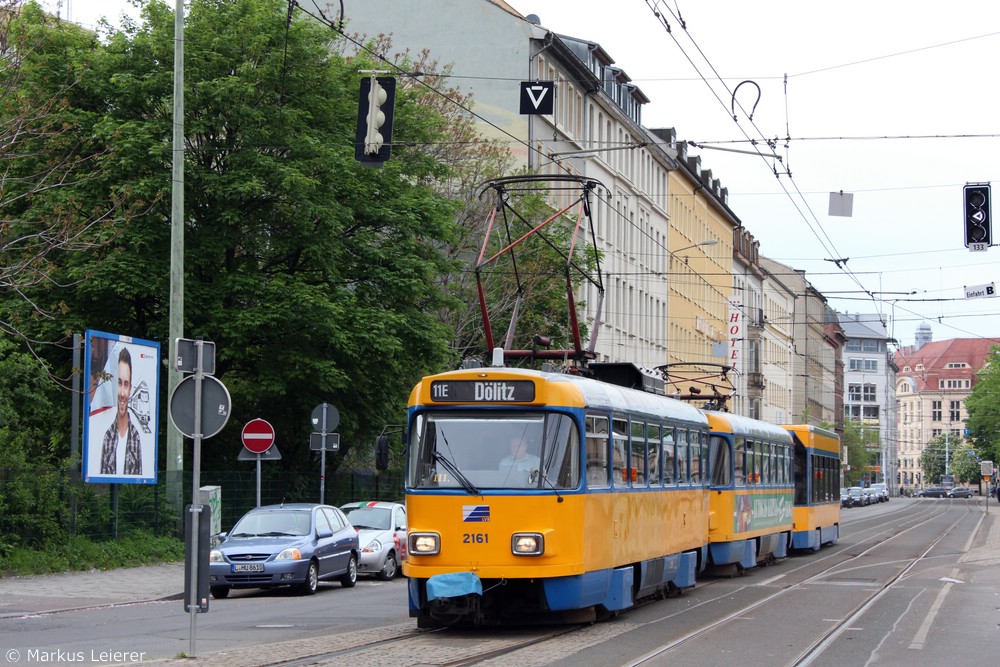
xmin=433 ymin=451 xmax=480 ymax=495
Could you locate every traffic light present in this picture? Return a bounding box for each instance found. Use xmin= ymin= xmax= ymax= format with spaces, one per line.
xmin=355 ymin=75 xmax=395 ymax=166
xmin=963 ymin=183 xmax=991 ymax=248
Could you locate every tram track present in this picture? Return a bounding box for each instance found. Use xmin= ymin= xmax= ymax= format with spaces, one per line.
xmin=621 ymin=501 xmax=974 ymax=667
xmin=229 ymin=501 xmax=981 ymax=667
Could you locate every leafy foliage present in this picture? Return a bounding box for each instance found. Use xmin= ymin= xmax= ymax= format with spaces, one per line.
xmin=1 ymin=0 xmax=467 ymax=476
xmin=0 ymin=530 xmax=184 ymax=575
xmin=840 ymin=420 xmax=877 ymax=486
xmin=963 ymin=345 xmax=1000 ymax=465
xmin=919 ymin=434 xmax=966 ymax=485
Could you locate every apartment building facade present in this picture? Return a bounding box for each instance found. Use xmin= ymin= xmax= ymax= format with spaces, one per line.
xmin=895 ymin=329 xmax=995 ymax=492
xmin=348 ymin=0 xmax=682 ymax=367
xmin=840 ymin=313 xmax=898 ymax=488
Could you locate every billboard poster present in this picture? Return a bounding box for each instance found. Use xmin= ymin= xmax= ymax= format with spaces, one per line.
xmin=82 ymin=330 xmax=160 ymax=484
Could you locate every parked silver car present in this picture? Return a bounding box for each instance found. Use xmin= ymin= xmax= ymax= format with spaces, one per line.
xmin=340 ymin=501 xmax=407 ymax=580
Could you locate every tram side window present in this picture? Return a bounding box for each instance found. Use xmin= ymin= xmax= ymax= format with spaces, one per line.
xmin=775 ymin=444 xmax=784 ymax=485
xmin=760 ymin=442 xmax=771 ymax=485
xmin=676 ymin=429 xmax=689 ymax=484
xmin=662 ymin=428 xmax=676 ymax=485
xmin=793 ymin=439 xmax=807 ymax=505
xmin=751 ymin=442 xmax=761 ymax=485
xmin=733 ymin=437 xmax=746 ymax=485
xmin=815 ymin=454 xmax=834 ymax=502
xmin=690 ymin=431 xmax=703 ymax=483
xmin=710 ymin=435 xmax=731 ymax=486
xmin=612 ymin=418 xmax=629 ymax=486
xmin=585 ymin=414 xmax=610 ymax=487
xmin=631 ymin=420 xmax=647 ymax=486
xmin=648 ymin=424 xmax=662 ymax=486
xmin=782 ymin=445 xmax=789 ymax=485
xmin=811 ymin=454 xmax=820 ymax=503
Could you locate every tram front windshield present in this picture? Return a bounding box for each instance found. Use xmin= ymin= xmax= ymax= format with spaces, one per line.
xmin=408 ymin=411 xmax=579 ymax=490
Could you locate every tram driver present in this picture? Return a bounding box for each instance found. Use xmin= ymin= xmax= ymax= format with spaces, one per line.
xmin=499 ymin=435 xmax=540 ymax=472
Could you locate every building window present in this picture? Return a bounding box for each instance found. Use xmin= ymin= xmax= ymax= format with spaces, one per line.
xmin=950 ymin=401 xmax=961 ymax=422
xmin=849 ymin=358 xmax=878 ymax=372
xmin=862 ymin=340 xmax=880 ymax=352
xmin=848 ymin=384 xmax=862 ymax=402
xmin=863 ymin=384 xmax=877 ymax=402
xmin=931 ymin=401 xmax=942 ymax=422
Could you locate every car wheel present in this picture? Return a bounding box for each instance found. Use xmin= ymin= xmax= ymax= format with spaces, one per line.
xmin=297 ymin=560 xmax=319 ymax=596
xmin=340 ymin=554 xmax=358 ymax=588
xmin=210 ymin=586 xmax=230 ymax=599
xmin=377 ymin=552 xmax=398 ymax=581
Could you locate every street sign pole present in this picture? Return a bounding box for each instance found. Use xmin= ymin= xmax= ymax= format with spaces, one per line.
xmin=319 ymin=406 xmax=327 ymax=505
xmin=240 ymin=419 xmax=275 ymax=506
xmin=188 ymin=339 xmax=205 ymax=657
xmin=170 ymin=336 xmax=230 ymax=661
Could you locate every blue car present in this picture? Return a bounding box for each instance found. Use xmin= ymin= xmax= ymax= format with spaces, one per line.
xmin=209 ymin=503 xmax=359 ymax=598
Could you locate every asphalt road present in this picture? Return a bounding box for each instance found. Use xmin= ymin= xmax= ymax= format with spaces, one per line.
xmin=1 ymin=497 xmax=998 ymax=667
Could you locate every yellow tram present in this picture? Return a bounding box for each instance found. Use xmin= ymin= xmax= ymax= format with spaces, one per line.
xmin=403 ymin=364 xmax=711 ymax=626
xmin=784 ymin=423 xmax=841 ymax=550
xmin=705 ymin=411 xmax=795 ymax=573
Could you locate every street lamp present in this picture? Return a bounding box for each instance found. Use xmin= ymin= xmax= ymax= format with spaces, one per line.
xmin=670 ymin=239 xmax=718 ymax=265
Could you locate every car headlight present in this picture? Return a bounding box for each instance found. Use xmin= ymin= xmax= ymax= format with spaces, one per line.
xmin=209 ymin=549 xmax=224 ymax=563
xmin=362 ymin=539 xmax=383 ymax=554
xmin=511 ymin=533 xmax=544 ymax=556
xmin=276 ymin=547 xmax=303 ymax=561
xmin=408 ymin=532 xmax=440 ymax=555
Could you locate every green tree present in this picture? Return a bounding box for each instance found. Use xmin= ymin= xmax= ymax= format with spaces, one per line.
xmin=964 ymin=345 xmax=1000 ymax=465
xmin=0 ymin=2 xmax=147 ymax=353
xmin=950 ymin=442 xmax=983 ymax=486
xmin=2 ymin=0 xmax=470 ymax=473
xmin=919 ymin=434 xmax=964 ymax=485
xmin=0 ymin=336 xmax=67 ymax=548
xmin=841 ymin=420 xmax=877 ymax=486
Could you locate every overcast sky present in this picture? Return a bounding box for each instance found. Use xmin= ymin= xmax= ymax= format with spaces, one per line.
xmin=50 ymin=0 xmax=1000 ymax=347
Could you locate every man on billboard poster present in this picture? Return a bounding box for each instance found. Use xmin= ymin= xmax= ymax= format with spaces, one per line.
xmin=100 ymin=346 xmax=143 ymax=475
xmin=83 ymin=330 xmax=159 ymax=485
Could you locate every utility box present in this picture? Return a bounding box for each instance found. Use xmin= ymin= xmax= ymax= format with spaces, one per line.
xmin=198 ymin=485 xmax=222 ymax=537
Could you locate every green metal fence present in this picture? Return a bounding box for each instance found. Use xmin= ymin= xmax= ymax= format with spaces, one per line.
xmin=0 ymin=467 xmax=405 ymax=546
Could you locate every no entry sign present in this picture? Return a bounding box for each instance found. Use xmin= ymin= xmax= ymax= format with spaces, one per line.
xmin=241 ymin=418 xmax=275 ymax=454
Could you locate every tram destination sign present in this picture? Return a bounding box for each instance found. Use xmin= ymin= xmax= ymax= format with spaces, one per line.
xmin=430 ymin=380 xmax=535 ymax=403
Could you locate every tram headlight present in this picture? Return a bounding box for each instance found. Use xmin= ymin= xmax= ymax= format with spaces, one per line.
xmin=409 ymin=532 xmax=440 ymax=555
xmin=511 ymin=533 xmax=544 ymax=556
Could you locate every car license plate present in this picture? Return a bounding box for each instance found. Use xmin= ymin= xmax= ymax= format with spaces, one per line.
xmin=232 ymin=563 xmax=264 ymax=573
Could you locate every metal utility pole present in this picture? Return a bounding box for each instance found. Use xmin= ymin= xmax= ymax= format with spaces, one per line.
xmin=167 ymin=0 xmax=186 ymax=522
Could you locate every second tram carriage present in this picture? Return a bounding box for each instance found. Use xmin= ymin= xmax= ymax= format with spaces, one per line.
xmin=403 ymin=361 xmax=840 ymax=627
xmin=704 ymin=411 xmax=795 ymax=574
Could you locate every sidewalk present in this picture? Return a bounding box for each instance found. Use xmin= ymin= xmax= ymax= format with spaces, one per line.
xmin=0 ymin=561 xmax=184 ymax=619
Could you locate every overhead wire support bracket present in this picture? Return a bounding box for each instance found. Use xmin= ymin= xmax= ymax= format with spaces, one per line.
xmin=474 ymin=175 xmax=606 ymax=366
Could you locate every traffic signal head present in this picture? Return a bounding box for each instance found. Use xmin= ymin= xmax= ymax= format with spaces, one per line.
xmin=963 ymin=183 xmax=991 ymax=248
xmin=355 ymin=76 xmax=395 ymax=166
